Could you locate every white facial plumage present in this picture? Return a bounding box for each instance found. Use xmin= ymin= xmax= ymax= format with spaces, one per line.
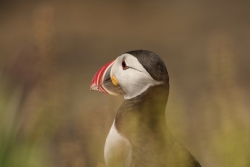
xmin=111 ymin=53 xmax=163 ymax=99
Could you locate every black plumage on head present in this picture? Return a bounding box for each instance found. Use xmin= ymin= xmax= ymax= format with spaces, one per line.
xmin=126 ymin=50 xmax=169 ymax=86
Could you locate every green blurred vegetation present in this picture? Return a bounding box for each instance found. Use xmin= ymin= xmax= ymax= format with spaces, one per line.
xmin=0 ymin=1 xmax=249 ymax=167
xmin=0 ymin=82 xmax=50 ymax=167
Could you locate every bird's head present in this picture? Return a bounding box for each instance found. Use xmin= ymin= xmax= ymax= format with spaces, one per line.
xmin=90 ymin=50 xmax=169 ymax=99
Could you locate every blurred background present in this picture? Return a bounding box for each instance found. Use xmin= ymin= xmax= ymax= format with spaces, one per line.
xmin=0 ymin=0 xmax=250 ymax=167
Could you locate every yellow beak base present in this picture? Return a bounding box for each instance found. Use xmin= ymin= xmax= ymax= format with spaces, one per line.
xmin=111 ymin=76 xmax=119 ymax=86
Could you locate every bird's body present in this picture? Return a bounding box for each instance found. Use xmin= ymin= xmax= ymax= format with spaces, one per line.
xmin=90 ymin=50 xmax=201 ymax=167
xmin=105 ymin=121 xmax=132 ymax=167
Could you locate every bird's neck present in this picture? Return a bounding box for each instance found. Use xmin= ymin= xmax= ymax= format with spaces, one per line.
xmin=115 ymin=85 xmax=171 ymax=148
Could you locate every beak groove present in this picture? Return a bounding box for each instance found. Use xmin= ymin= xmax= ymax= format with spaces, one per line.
xmin=90 ymin=60 xmax=121 ymax=96
xmin=90 ymin=60 xmax=114 ymax=93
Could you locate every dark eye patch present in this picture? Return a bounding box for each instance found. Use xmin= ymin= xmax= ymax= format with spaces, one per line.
xmin=122 ymin=59 xmax=128 ymax=69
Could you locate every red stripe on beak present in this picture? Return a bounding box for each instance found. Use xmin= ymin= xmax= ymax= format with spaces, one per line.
xmin=90 ymin=60 xmax=114 ymax=94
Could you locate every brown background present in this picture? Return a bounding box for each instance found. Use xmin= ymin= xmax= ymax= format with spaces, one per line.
xmin=0 ymin=1 xmax=249 ymax=167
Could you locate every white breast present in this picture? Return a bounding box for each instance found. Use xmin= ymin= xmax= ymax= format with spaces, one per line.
xmin=104 ymin=121 xmax=132 ymax=167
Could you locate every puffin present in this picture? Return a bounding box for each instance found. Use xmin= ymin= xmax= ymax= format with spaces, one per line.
xmin=90 ymin=50 xmax=201 ymax=167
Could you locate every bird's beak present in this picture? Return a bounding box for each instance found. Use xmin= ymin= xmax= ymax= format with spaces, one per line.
xmin=90 ymin=60 xmax=121 ymax=96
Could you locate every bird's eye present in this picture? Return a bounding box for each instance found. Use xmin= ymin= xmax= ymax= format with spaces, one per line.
xmin=122 ymin=60 xmax=128 ymax=69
